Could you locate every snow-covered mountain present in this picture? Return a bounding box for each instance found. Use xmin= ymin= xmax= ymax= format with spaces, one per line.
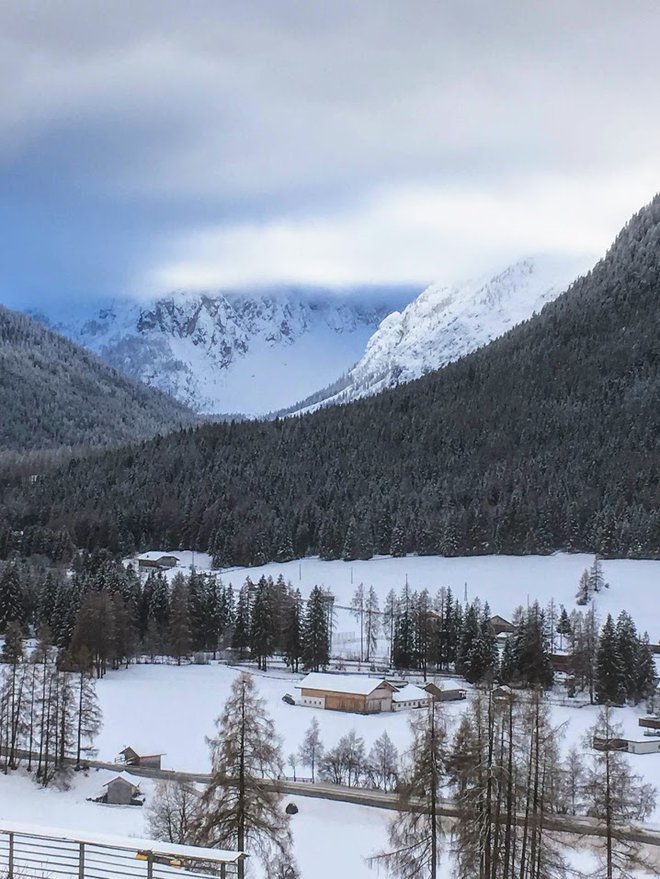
xmin=286 ymin=255 xmax=594 ymax=413
xmin=31 ymin=288 xmax=413 ymax=415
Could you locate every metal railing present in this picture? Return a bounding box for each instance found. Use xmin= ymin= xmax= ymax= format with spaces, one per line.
xmin=0 ymin=825 xmax=242 ymax=879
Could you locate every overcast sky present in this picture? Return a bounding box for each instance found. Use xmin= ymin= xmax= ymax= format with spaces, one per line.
xmin=2 ymin=0 xmax=660 ymax=307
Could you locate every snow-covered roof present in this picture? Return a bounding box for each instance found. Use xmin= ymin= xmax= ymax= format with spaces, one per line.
xmin=136 ymin=551 xmax=180 ymax=562
xmin=295 ymin=673 xmax=393 ymax=696
xmin=121 ymin=744 xmax=165 ymax=757
xmin=0 ymin=819 xmax=245 ymax=864
xmin=102 ymin=772 xmax=140 ymax=789
xmin=392 ymin=684 xmax=432 ymax=703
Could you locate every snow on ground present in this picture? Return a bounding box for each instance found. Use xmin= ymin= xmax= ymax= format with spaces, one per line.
xmin=94 ymin=662 xmax=468 ymax=771
xmin=0 ymin=770 xmax=652 ymax=879
xmin=216 ymin=554 xmax=660 ymax=635
xmin=0 ymin=768 xmax=390 ymax=879
xmin=136 ymin=552 xmax=660 ymax=661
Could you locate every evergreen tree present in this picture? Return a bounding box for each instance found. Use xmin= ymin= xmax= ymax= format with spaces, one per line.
xmin=283 ymin=589 xmax=304 ymax=673
xmin=302 ymin=586 xmax=330 ymax=672
xmin=250 ymin=577 xmax=277 ymax=671
xmin=168 ymin=573 xmax=192 ymax=665
xmin=0 ymin=563 xmax=25 ymax=632
xmin=595 ymin=614 xmax=622 ymax=704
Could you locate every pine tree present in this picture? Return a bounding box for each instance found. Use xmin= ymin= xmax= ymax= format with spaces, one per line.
xmin=556 ymin=605 xmax=572 ymax=650
xmin=0 ymin=563 xmax=25 ymax=632
xmin=232 ymin=582 xmax=252 ymax=659
xmin=595 ymin=614 xmax=623 ymax=705
xmin=283 ymin=589 xmax=304 ymax=673
xmin=250 ymin=577 xmax=276 ymax=671
xmin=635 ymin=632 xmax=656 ymax=705
xmin=197 ymin=673 xmax=297 ymax=879
xmin=168 ymin=574 xmax=192 ymax=665
xmin=302 ymin=586 xmax=330 ymax=672
xmin=614 ymin=610 xmax=639 ymax=703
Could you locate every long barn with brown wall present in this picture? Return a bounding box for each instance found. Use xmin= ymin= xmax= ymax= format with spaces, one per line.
xmin=294 ymin=673 xmax=397 ymax=713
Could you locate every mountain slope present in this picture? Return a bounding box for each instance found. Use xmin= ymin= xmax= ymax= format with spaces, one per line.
xmin=4 ymin=196 xmax=659 ymax=560
xmin=287 ymin=255 xmax=590 ymax=413
xmin=33 ymin=288 xmax=413 ymax=415
xmin=0 ymin=305 xmax=197 ymax=452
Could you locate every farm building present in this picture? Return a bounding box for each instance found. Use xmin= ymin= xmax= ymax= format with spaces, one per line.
xmin=489 ymin=615 xmax=516 ymax=636
xmin=295 ymin=673 xmax=397 ymax=713
xmin=119 ymin=746 xmax=165 ymax=769
xmin=422 ymin=682 xmax=467 ymax=702
xmin=137 ymin=553 xmax=180 ymax=571
xmin=392 ymin=684 xmax=432 ymax=711
xmin=102 ymin=773 xmax=143 ymax=806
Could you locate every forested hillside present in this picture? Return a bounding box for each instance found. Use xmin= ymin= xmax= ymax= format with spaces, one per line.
xmin=2 ymin=197 xmax=658 ymax=562
xmin=0 ymin=306 xmax=197 ymax=452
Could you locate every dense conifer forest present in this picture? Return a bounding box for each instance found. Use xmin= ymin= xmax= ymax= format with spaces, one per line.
xmin=0 ymin=305 xmax=197 ymax=452
xmin=1 ymin=197 xmax=658 ymax=563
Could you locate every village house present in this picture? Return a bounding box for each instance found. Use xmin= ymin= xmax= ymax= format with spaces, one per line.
xmin=119 ymin=745 xmax=165 ymax=770
xmin=137 ymin=552 xmax=180 ymax=571
xmin=489 ymin=614 xmax=516 ymax=636
xmin=294 ymin=673 xmax=397 ymax=713
xmin=102 ymin=773 xmax=143 ymax=806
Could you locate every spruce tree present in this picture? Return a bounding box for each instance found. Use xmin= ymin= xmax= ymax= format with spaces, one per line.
xmin=302 ymin=586 xmax=330 ymax=672
xmin=0 ymin=563 xmax=25 ymax=632
xmin=595 ymin=614 xmax=622 ymax=705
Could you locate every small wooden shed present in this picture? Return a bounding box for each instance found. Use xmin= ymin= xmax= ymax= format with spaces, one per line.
xmin=119 ymin=746 xmax=165 ymax=769
xmin=103 ymin=773 xmax=142 ymax=806
xmin=422 ymin=682 xmax=467 ymax=702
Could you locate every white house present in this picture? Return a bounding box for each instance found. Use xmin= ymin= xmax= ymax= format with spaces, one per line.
xmin=392 ymin=683 xmax=433 ymax=711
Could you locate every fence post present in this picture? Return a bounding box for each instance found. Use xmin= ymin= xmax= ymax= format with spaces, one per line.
xmin=147 ymin=851 xmax=154 ymax=879
xmin=8 ymin=832 xmax=13 ymax=879
xmin=79 ymin=841 xmax=85 ymax=879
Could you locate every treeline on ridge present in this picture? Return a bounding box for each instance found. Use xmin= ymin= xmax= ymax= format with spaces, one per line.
xmin=1 ymin=197 xmax=659 ymax=562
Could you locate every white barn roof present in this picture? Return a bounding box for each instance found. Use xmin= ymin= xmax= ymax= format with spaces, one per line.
xmin=137 ymin=551 xmax=180 ymax=562
xmin=295 ymin=673 xmax=393 ymax=697
xmin=392 ymin=684 xmax=431 ymax=703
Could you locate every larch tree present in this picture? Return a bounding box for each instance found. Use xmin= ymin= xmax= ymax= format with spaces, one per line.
xmin=584 ymin=706 xmax=656 ymax=879
xmin=197 ymin=673 xmax=298 ymax=879
xmin=371 ymin=702 xmax=448 ymax=879
xmin=298 ymin=716 xmax=323 ymax=783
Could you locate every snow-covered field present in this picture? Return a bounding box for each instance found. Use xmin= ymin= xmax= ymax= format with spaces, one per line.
xmin=154 ymin=552 xmax=660 ymax=652
xmin=0 ymin=769 xmax=390 ymax=879
xmin=5 ymin=552 xmax=660 ymax=877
